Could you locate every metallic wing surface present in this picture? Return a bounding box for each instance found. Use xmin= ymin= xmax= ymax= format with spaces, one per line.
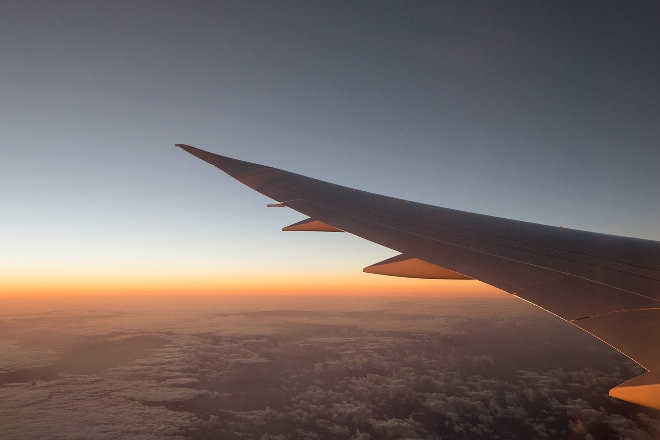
xmin=176 ymin=144 xmax=660 ymax=409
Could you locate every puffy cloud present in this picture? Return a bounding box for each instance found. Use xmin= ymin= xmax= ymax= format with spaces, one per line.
xmin=368 ymin=417 xmax=422 ymax=438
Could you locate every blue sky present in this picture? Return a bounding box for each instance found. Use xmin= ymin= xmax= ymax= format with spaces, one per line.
xmin=2 ymin=1 xmax=658 ymax=293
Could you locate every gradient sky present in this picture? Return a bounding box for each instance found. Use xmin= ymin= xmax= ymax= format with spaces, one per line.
xmin=2 ymin=1 xmax=659 ymax=296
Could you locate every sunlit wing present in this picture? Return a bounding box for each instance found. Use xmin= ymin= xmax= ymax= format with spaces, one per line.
xmin=176 ymin=144 xmax=660 ymax=409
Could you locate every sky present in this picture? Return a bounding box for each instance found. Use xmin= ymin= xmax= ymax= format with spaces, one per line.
xmin=2 ymin=1 xmax=659 ymax=296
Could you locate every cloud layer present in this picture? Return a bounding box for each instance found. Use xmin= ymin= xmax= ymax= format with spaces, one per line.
xmin=1 ymin=296 xmax=657 ymax=439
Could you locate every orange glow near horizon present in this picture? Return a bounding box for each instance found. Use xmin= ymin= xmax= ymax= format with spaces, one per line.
xmin=0 ymin=270 xmax=505 ymax=298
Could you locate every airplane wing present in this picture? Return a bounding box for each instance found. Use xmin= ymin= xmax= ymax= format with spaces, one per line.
xmin=176 ymin=144 xmax=660 ymax=409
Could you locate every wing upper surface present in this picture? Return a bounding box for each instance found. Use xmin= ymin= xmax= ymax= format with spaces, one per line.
xmin=177 ymin=144 xmax=660 ymax=407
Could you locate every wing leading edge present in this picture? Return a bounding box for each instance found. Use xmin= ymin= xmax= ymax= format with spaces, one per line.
xmin=176 ymin=144 xmax=660 ymax=409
